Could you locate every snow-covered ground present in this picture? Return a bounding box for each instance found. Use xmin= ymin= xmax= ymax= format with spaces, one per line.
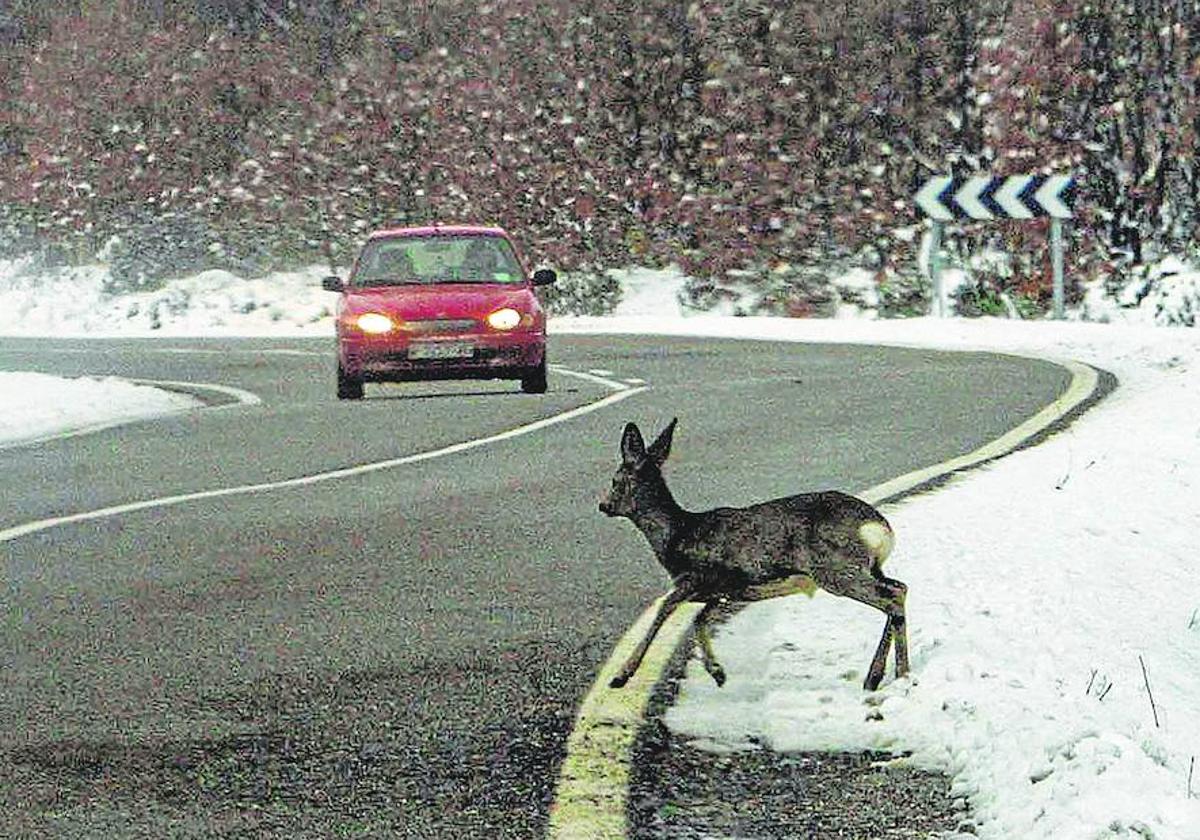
xmin=0 ymin=370 xmax=200 ymax=449
xmin=0 ymin=256 xmax=336 ymax=337
xmin=2 ymin=258 xmax=1199 ymax=838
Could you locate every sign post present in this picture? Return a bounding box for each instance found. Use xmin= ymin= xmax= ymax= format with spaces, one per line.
xmin=1050 ymin=217 xmax=1065 ymax=319
xmin=928 ymin=220 xmax=944 ymax=318
xmin=914 ymin=174 xmax=1075 ymax=318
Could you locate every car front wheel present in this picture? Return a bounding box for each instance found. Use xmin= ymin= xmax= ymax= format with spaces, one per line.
xmin=520 ymin=358 xmax=548 ymax=394
xmin=337 ymin=365 xmax=364 ymax=400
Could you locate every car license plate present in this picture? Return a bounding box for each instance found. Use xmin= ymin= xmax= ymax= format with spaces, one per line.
xmin=409 ymin=341 xmax=474 ymax=360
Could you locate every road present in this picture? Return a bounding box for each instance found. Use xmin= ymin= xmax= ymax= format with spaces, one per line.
xmin=0 ymin=334 xmax=1072 ymax=838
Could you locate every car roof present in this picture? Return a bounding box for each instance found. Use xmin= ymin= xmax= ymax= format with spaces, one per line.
xmin=367 ymin=224 xmax=509 ymax=240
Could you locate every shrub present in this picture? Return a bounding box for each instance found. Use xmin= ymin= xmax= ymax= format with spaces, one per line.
xmin=541 ymin=266 xmax=623 ymax=316
xmin=103 ymin=212 xmax=220 ymax=294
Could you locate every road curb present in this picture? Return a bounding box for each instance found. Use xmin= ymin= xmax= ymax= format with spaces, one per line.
xmin=128 ymin=377 xmax=263 ymax=409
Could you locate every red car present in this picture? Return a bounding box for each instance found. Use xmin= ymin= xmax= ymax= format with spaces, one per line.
xmin=322 ymin=225 xmax=556 ymax=399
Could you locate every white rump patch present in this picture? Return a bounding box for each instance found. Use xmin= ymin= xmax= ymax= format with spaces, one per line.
xmin=858 ymin=520 xmax=895 ymax=563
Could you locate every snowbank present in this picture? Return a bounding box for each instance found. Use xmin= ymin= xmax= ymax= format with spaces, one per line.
xmin=0 ymin=257 xmax=337 ymax=336
xmin=0 ymin=371 xmax=200 ymax=448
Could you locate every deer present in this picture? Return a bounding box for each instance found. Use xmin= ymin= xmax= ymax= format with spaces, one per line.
xmin=598 ymin=418 xmax=909 ymax=692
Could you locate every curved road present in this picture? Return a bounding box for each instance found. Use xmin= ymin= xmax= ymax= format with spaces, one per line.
xmin=0 ymin=334 xmax=1073 ymax=837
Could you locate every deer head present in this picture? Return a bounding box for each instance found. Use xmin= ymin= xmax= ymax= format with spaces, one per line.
xmin=598 ymin=418 xmax=677 ymax=519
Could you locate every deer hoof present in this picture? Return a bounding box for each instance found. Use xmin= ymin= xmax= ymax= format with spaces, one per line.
xmin=709 ymin=665 xmax=727 ymax=687
xmin=609 ymin=673 xmax=630 ymax=689
xmin=862 ymin=670 xmax=884 ymax=692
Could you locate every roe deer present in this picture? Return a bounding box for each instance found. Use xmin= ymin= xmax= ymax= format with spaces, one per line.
xmin=599 ymin=418 xmax=908 ymax=691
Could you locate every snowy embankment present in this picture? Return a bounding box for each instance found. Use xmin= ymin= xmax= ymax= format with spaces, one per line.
xmin=3 ymin=259 xmax=1200 ymax=838
xmin=0 ymin=371 xmax=201 ymax=449
xmin=0 ymin=256 xmax=336 ymax=337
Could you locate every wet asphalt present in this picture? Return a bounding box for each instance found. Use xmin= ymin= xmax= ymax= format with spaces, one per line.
xmin=0 ymin=334 xmax=1071 ymax=837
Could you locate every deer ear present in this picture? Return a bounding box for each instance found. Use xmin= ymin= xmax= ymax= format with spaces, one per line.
xmin=647 ymin=417 xmax=677 ymax=467
xmin=621 ymin=422 xmax=647 ymax=464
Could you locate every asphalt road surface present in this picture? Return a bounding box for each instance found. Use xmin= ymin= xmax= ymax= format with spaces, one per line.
xmin=0 ymin=333 xmax=1071 ymax=838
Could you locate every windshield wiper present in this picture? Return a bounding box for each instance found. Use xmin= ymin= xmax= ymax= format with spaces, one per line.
xmin=354 ymin=277 xmax=427 ymax=287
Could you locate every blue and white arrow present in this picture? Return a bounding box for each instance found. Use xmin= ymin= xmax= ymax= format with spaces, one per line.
xmin=916 ymin=173 xmax=1074 ymax=219
xmin=1034 ymin=174 xmax=1074 ymax=218
xmin=956 ymin=175 xmax=997 ymax=220
xmin=994 ymin=175 xmax=1035 ymax=219
xmin=914 ymin=175 xmax=955 ymax=222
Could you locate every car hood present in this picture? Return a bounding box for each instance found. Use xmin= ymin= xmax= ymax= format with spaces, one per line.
xmin=342 ymin=283 xmax=539 ymax=320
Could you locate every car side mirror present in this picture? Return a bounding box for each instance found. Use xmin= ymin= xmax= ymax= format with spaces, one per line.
xmin=532 ymin=268 xmax=557 ymax=286
xmin=321 ymin=275 xmax=344 ymax=292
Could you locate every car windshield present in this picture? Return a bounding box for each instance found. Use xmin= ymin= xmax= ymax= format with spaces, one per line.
xmin=351 ymin=235 xmax=524 ymax=287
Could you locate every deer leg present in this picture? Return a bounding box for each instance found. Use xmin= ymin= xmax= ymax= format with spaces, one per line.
xmin=860 ymin=572 xmax=911 ymax=689
xmin=815 ymin=567 xmax=908 ymax=691
xmin=867 ymin=575 xmax=908 ymax=690
xmin=865 ymin=616 xmax=895 ymax=692
xmin=694 ymin=601 xmax=726 ymax=686
xmin=881 ymin=575 xmax=910 ymax=680
xmin=610 ymin=586 xmax=692 ymax=688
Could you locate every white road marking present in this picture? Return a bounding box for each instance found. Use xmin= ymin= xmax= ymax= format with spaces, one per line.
xmin=128 ymin=378 xmax=263 ymax=407
xmin=1 ymin=368 xmax=644 ymax=544
xmin=552 ymin=366 xmax=626 ymax=390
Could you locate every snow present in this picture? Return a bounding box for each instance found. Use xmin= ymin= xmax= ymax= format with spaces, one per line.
xmin=0 ymin=371 xmax=200 ymax=449
xmin=0 ymin=256 xmax=337 ymax=337
xmin=3 ymin=257 xmax=1200 ymax=838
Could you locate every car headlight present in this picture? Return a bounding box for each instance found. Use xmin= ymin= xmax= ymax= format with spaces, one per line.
xmin=486 ymin=307 xmax=522 ymax=330
xmin=356 ymin=312 xmax=395 ymax=334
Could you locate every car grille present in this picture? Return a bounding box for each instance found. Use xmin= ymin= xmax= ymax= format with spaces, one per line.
xmin=406 ymin=318 xmax=477 ymax=334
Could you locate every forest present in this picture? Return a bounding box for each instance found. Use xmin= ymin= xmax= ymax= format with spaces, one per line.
xmin=1 ymin=0 xmax=1198 ymax=315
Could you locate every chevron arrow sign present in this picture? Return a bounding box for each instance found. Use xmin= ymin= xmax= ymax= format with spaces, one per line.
xmin=915 ymin=174 xmax=1075 ymax=220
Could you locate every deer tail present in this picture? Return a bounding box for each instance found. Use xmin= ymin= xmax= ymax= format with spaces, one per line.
xmin=858 ymin=519 xmax=895 ymax=566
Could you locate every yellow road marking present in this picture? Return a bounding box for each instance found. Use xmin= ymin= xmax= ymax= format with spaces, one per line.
xmin=862 ymin=358 xmax=1099 ymax=505
xmin=548 ymin=355 xmax=1102 ymax=839
xmin=548 ymin=596 xmax=703 ymax=838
